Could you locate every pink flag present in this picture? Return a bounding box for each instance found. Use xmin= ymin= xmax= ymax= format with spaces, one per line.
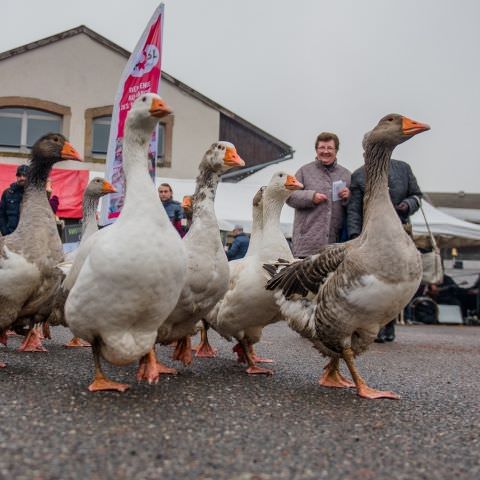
xmin=100 ymin=3 xmax=165 ymax=224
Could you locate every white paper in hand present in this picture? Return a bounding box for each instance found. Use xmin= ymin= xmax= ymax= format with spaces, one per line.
xmin=332 ymin=180 xmax=346 ymax=202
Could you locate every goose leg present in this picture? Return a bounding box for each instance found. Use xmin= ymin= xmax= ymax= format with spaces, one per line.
xmin=249 ymin=344 xmax=274 ymax=364
xmin=172 ymin=336 xmax=193 ymax=365
xmin=42 ymin=322 xmax=51 ymax=340
xmin=137 ymin=347 xmax=177 ymax=380
xmin=136 ymin=349 xmax=162 ymax=384
xmin=342 ymin=348 xmax=399 ymax=400
xmin=194 ymin=321 xmax=217 ymax=358
xmin=319 ymin=357 xmax=355 ymax=388
xmin=88 ymin=339 xmax=130 ymax=392
xmin=240 ymin=340 xmax=273 ymax=375
xmin=17 ymin=327 xmax=47 ymax=352
xmin=65 ymin=336 xmax=91 ymax=348
xmin=233 ymin=342 xmax=247 ymax=363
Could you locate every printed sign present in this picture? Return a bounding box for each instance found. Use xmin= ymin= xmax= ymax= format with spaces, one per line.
xmin=100 ymin=3 xmax=165 ymax=225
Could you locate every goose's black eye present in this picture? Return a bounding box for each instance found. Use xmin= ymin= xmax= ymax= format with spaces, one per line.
xmin=279 ymin=174 xmax=284 ymax=178
xmin=388 ymin=117 xmax=394 ymax=122
xmin=142 ymin=96 xmax=146 ymax=102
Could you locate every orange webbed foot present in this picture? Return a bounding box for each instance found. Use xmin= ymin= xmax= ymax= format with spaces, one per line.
xmin=357 ymin=384 xmax=400 ymax=400
xmin=156 ymin=361 xmax=177 ymax=375
xmin=246 ymin=365 xmax=274 ymax=375
xmin=17 ymin=329 xmax=47 ymax=352
xmin=65 ymin=337 xmax=91 ymax=348
xmin=195 ymin=341 xmax=217 ymax=358
xmin=88 ymin=377 xmax=130 ymax=393
xmin=319 ymin=369 xmax=355 ymax=389
xmin=172 ymin=337 xmax=193 ymax=366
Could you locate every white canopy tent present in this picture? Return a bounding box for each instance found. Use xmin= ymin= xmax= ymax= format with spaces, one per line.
xmin=89 ymin=170 xmax=480 ymax=243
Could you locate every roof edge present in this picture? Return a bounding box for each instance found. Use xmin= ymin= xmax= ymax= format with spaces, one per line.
xmin=0 ymin=25 xmax=292 ymax=151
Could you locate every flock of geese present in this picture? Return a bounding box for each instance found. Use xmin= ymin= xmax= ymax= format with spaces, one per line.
xmin=0 ymin=92 xmax=430 ymax=399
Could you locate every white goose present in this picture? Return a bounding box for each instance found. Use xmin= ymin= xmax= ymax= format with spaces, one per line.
xmin=205 ymin=171 xmax=303 ymax=374
xmin=65 ymin=93 xmax=186 ymax=392
xmin=194 ymin=185 xmax=266 ymax=358
xmin=265 ymin=114 xmax=430 ymax=399
xmin=48 ymin=177 xmax=116 ymax=347
xmin=0 ymin=134 xmax=81 ymax=363
xmin=156 ymin=141 xmax=245 ymax=366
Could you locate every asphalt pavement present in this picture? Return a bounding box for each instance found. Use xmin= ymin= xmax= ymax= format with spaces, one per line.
xmin=0 ymin=323 xmax=479 ymax=480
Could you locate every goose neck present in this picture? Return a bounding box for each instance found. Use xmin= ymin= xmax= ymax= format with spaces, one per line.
xmin=246 ymin=206 xmax=263 ymax=255
xmin=262 ymin=193 xmax=286 ymax=236
xmin=81 ymin=195 xmax=99 ymax=237
xmin=192 ymin=168 xmax=220 ymax=220
xmin=362 ymin=143 xmax=394 ymax=223
xmin=120 ymin=127 xmax=163 ymax=218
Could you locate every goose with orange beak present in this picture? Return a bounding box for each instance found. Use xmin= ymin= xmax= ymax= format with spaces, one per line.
xmin=204 ymin=171 xmax=303 ymax=374
xmin=65 ymin=93 xmax=187 ymax=392
xmin=0 ymin=134 xmax=82 ymax=361
xmin=148 ymin=142 xmax=246 ymax=372
xmin=264 ymin=114 xmax=430 ymax=399
xmin=47 ymin=177 xmax=117 ymax=348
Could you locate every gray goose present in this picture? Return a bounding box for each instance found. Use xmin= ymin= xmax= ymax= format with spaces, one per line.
xmin=154 ymin=141 xmax=244 ymax=368
xmin=0 ymin=133 xmax=81 ymax=362
xmin=47 ymin=177 xmax=116 ymax=347
xmin=264 ymin=114 xmax=429 ymax=399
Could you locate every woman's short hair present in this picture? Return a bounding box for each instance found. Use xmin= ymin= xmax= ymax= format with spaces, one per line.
xmin=315 ymin=132 xmax=340 ymax=151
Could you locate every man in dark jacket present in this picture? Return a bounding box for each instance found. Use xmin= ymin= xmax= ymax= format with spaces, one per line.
xmin=347 ymin=158 xmax=422 ymax=342
xmin=226 ymin=225 xmax=250 ymax=261
xmin=158 ymin=182 xmax=185 ymax=237
xmin=0 ymin=164 xmax=29 ymax=235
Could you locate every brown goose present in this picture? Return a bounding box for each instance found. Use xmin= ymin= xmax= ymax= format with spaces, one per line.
xmin=0 ymin=134 xmax=82 ymax=361
xmin=264 ymin=114 xmax=430 ymax=399
xmin=47 ymin=177 xmax=116 ymax=347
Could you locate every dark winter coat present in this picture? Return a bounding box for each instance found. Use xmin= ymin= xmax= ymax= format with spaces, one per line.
xmin=346 ymin=158 xmax=422 ymax=238
xmin=286 ymin=159 xmax=351 ymax=257
xmin=226 ymin=232 xmax=250 ymax=261
xmin=0 ymin=182 xmax=25 ymax=235
xmin=162 ymin=199 xmax=185 ymax=237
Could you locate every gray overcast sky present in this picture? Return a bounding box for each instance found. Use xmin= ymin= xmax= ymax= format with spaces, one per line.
xmin=2 ymin=0 xmax=479 ymax=192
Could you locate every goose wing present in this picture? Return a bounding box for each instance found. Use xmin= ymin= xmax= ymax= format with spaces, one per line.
xmin=264 ymin=244 xmax=348 ymax=298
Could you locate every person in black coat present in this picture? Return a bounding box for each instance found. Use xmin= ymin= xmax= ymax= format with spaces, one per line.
xmin=346 ymin=158 xmax=422 ymax=342
xmin=226 ymin=225 xmax=250 ymax=261
xmin=0 ymin=164 xmax=29 ymax=235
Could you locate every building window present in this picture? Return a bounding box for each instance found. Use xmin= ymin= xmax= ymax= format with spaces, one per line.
xmin=0 ymin=107 xmax=62 ymax=152
xmin=157 ymin=123 xmax=165 ymax=160
xmin=85 ymin=105 xmax=173 ymax=167
xmin=92 ymin=115 xmax=111 ymax=156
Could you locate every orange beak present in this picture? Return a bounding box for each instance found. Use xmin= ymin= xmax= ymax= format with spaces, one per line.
xmin=285 ymin=175 xmax=303 ymax=190
xmin=182 ymin=196 xmax=192 ymax=209
xmin=150 ymin=97 xmax=172 ymax=117
xmin=61 ymin=141 xmax=82 ymax=161
xmin=224 ymin=147 xmax=245 ymax=167
xmin=402 ymin=116 xmax=430 ymax=136
xmin=101 ymin=180 xmax=117 ymax=194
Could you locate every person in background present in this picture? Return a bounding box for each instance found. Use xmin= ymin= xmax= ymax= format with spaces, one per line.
xmin=46 ymin=178 xmax=60 ymax=215
xmin=158 ymin=182 xmax=185 ymax=237
xmin=347 ymin=152 xmax=422 ymax=342
xmin=0 ymin=164 xmax=29 ymax=235
xmin=286 ymin=132 xmax=351 ymax=257
xmin=226 ymin=224 xmax=250 ymax=261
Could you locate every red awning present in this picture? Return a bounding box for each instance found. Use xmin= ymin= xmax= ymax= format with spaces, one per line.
xmin=0 ymin=163 xmax=89 ymax=219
